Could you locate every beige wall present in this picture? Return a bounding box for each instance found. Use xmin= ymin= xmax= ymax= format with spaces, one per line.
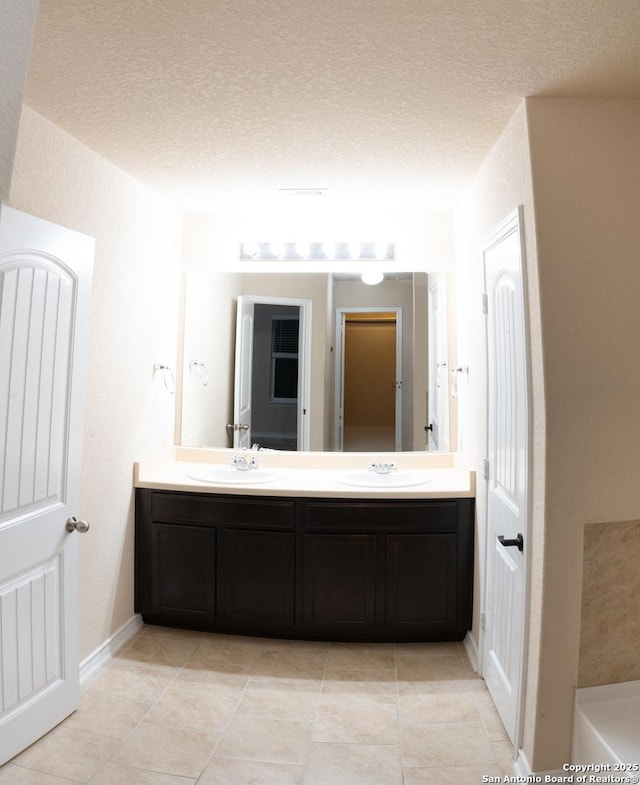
xmin=456 ymin=97 xmax=640 ymax=771
xmin=9 ymin=107 xmax=182 ymax=661
xmin=454 ymin=101 xmax=545 ymax=765
xmin=525 ymin=97 xmax=640 ymax=768
xmin=0 ymin=0 xmax=38 ymax=200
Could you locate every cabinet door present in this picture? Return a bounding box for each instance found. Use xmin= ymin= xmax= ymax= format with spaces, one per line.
xmin=386 ymin=532 xmax=460 ymax=638
xmin=147 ymin=522 xmax=216 ymax=628
xmin=303 ymin=533 xmax=377 ymax=637
xmin=220 ymin=528 xmax=295 ymax=633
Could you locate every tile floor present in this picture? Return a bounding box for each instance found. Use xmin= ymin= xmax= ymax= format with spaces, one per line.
xmin=0 ymin=625 xmax=514 ymax=785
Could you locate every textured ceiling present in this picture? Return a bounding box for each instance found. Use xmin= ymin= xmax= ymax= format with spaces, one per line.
xmin=24 ymin=0 xmax=640 ymax=211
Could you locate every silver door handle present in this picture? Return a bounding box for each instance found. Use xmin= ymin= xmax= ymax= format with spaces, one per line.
xmin=66 ymin=516 xmax=90 ymax=534
xmin=226 ymin=423 xmax=250 ymax=431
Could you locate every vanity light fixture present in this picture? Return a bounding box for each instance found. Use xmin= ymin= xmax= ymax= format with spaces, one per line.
xmin=361 ymin=271 xmax=384 ymax=285
xmin=239 ymin=241 xmax=395 ymax=261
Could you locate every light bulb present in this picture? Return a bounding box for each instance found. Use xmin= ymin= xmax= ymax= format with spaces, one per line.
xmin=375 ymin=242 xmax=389 ymax=259
xmin=322 ymin=242 xmax=336 ymax=259
xmin=242 ymin=243 xmax=259 ymax=258
xmin=361 ymin=271 xmax=384 ymax=285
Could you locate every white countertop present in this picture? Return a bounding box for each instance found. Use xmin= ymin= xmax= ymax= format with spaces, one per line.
xmin=134 ymin=447 xmax=475 ymax=499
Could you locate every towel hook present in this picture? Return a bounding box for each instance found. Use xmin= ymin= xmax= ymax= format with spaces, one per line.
xmin=153 ymin=363 xmax=175 ymax=394
xmin=188 ymin=359 xmax=209 ymax=387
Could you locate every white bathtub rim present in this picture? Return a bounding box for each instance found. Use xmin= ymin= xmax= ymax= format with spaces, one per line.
xmin=573 ymin=679 xmax=640 ymax=766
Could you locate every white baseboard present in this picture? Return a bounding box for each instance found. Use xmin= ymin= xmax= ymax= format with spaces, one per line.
xmin=463 ymin=630 xmax=480 ymax=673
xmin=514 ymin=748 xmax=564 ymax=780
xmin=79 ymin=613 xmax=143 ymax=685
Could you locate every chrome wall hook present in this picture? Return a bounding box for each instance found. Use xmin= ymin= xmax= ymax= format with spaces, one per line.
xmin=153 ymin=363 xmax=175 ymax=394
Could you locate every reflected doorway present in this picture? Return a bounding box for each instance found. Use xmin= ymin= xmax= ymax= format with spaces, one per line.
xmin=334 ymin=308 xmax=402 ymax=451
xmin=233 ymin=295 xmax=311 ymax=450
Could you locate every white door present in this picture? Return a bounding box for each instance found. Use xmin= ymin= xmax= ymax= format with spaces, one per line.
xmin=233 ymin=295 xmax=311 ymax=450
xmin=233 ymin=295 xmax=254 ymax=449
xmin=0 ymin=205 xmax=94 ymax=764
xmin=427 ymin=274 xmax=449 ymax=451
xmin=482 ymin=207 xmax=530 ymax=746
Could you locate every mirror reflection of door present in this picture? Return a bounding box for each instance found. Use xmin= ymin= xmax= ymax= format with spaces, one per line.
xmin=335 ymin=308 xmax=402 ymax=451
xmin=233 ymin=295 xmax=311 ymax=450
xmin=427 ymin=273 xmax=450 ymax=451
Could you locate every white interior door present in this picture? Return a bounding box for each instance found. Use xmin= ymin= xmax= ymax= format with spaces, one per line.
xmin=427 ymin=273 xmax=449 ymax=451
xmin=0 ymin=205 xmax=94 ymax=764
xmin=233 ymin=295 xmax=311 ymax=450
xmin=482 ymin=207 xmax=530 ymax=747
xmin=233 ymin=295 xmax=254 ymax=449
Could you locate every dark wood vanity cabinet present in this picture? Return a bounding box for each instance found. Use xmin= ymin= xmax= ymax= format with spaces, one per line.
xmin=135 ymin=490 xmax=473 ymax=641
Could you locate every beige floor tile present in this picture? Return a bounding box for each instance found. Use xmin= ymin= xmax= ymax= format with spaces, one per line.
xmin=396 ymin=654 xmax=472 ymax=682
xmin=398 ymin=691 xmax=480 ymax=723
xmin=325 ymin=643 xmax=395 ymax=672
xmin=137 ymin=625 xmax=205 ymax=644
xmin=303 ymin=742 xmax=403 ymax=785
xmin=191 ymin=636 xmax=263 ymax=668
xmin=114 ymin=721 xmax=219 ymax=778
xmin=85 ymin=657 xmax=178 ymax=702
xmin=397 ymin=675 xmax=487 ymax=696
xmin=312 ymin=703 xmax=399 ymax=744
xmin=146 ymin=684 xmax=239 ymax=731
xmin=253 ymin=650 xmax=327 ymax=680
xmin=215 ymin=714 xmax=312 ymax=764
xmin=394 ymin=642 xmax=463 ymax=658
xmin=477 ymin=697 xmax=510 ymax=741
xmin=12 ymin=726 xmax=117 ymax=783
xmin=119 ymin=633 xmax=200 ymax=667
xmin=199 ymin=757 xmax=303 ymax=785
xmin=491 ymin=740 xmax=516 ymax=775
xmin=0 ymin=764 xmax=84 ymax=784
xmin=176 ymin=656 xmax=251 ymax=690
xmin=403 ymin=764 xmax=504 ymax=784
xmin=256 ymin=638 xmax=330 ymax=655
xmin=321 ymin=670 xmax=397 ymax=705
xmin=401 ymin=720 xmax=497 ymax=767
xmin=62 ymin=688 xmax=151 ymax=740
xmin=88 ymin=763 xmax=196 ymax=785
xmin=236 ymin=677 xmax=321 ymax=720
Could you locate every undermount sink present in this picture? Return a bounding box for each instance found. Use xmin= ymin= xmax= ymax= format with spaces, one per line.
xmin=337 ymin=470 xmax=431 ymax=488
xmin=188 ymin=465 xmax=281 ymax=485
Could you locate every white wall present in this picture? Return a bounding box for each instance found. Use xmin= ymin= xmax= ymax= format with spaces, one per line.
xmin=454 ymin=102 xmax=545 ymax=765
xmin=0 ymin=0 xmax=38 ymax=200
xmin=180 ymin=270 xmax=241 ymax=447
xmin=9 ymin=107 xmax=182 ymax=661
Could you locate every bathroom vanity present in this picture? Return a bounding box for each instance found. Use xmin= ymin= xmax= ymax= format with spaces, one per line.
xmin=134 ymin=448 xmax=475 ymax=642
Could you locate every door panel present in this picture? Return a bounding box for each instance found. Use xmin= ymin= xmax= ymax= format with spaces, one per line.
xmin=483 ymin=208 xmax=529 ymax=746
xmin=233 ymin=295 xmax=254 ymax=449
xmin=0 ymin=206 xmax=93 ymax=764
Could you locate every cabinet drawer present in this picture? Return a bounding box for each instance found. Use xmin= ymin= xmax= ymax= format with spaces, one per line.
xmin=303 ymin=500 xmax=460 ymax=532
xmin=149 ymin=491 xmax=295 ymax=529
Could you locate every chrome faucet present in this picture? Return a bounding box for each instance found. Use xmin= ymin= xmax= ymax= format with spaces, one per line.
xmin=232 ymin=455 xmax=258 ymax=471
xmin=369 ymin=461 xmax=397 ymax=475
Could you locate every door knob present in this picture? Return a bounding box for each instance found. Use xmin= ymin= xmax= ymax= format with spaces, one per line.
xmin=498 ymin=533 xmax=523 ymax=552
xmin=66 ymin=516 xmax=90 ymax=534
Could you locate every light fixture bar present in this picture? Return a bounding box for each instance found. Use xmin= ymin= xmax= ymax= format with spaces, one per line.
xmin=240 ymin=241 xmax=395 ymax=261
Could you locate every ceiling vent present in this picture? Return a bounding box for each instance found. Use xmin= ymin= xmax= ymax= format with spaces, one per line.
xmin=278 ymin=188 xmax=328 ymax=198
